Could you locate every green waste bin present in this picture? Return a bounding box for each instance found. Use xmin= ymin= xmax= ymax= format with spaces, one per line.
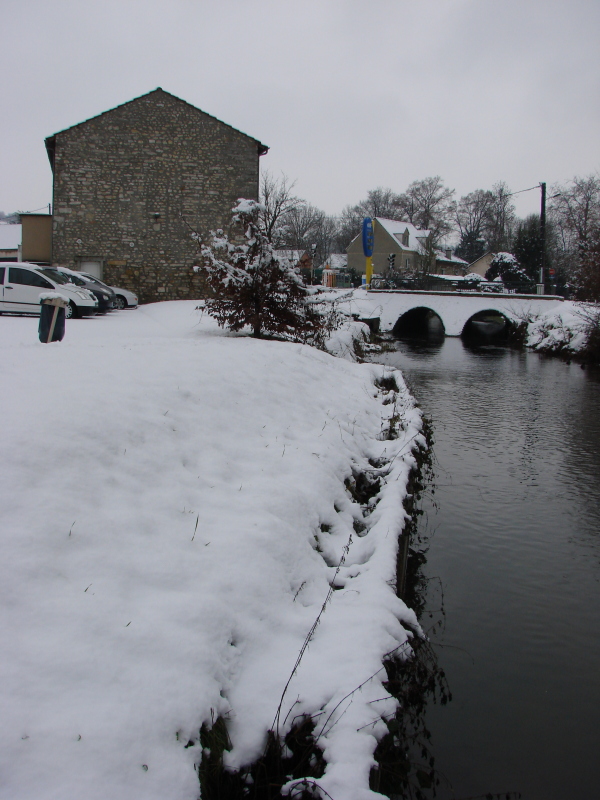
xmin=39 ymin=295 xmax=67 ymax=343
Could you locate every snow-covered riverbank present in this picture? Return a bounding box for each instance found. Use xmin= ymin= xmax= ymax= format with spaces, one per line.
xmin=526 ymin=300 xmax=600 ymax=361
xmin=0 ymin=302 xmax=425 ymax=800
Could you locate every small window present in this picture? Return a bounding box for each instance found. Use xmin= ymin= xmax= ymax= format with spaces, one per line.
xmin=0 ymin=267 xmax=5 ymax=284
xmin=8 ymin=267 xmax=53 ymax=288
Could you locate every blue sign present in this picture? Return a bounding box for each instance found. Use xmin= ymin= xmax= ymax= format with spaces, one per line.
xmin=362 ymin=218 xmax=374 ymax=257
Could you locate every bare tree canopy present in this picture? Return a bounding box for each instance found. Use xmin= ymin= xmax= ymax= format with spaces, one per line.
xmin=396 ymin=176 xmax=456 ymax=244
xmin=259 ymin=171 xmax=304 ymax=245
xmin=549 ymin=174 xmax=600 ymax=299
xmin=454 ymin=189 xmax=494 ymax=263
xmin=484 ymin=182 xmax=516 ymax=252
xmin=550 ymin=175 xmax=600 ymax=250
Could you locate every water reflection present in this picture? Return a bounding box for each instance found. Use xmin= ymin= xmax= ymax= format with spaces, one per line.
xmin=370 ymin=337 xmax=600 ymax=800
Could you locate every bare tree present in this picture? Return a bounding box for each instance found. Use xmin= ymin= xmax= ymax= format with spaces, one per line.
xmin=484 ymin=182 xmax=516 ymax=252
xmin=550 ymin=175 xmax=600 ymax=298
xmin=259 ymin=171 xmax=304 ymax=245
xmin=454 ymin=189 xmax=494 ymax=263
xmin=550 ymin=175 xmax=600 ymax=251
xmin=356 ymin=187 xmax=403 ymax=219
xmin=334 ymin=204 xmax=364 ymax=252
xmin=397 ymin=176 xmax=456 ymax=245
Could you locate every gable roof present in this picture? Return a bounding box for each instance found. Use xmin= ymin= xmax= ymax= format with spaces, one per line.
xmin=45 ymin=88 xmax=268 ymax=168
xmin=375 ymin=218 xmax=430 ymax=252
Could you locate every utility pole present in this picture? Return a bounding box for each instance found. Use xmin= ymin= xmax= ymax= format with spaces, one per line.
xmin=539 ymin=182 xmax=546 ymax=292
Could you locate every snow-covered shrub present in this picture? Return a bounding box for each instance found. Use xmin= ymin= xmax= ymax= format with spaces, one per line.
xmin=526 ymin=301 xmax=599 ymax=360
xmin=197 ymin=200 xmax=322 ymax=340
xmin=463 ymin=272 xmax=484 ymax=282
xmin=485 ymin=252 xmax=531 ymax=288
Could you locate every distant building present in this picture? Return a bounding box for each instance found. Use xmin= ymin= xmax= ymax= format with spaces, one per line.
xmin=434 ymin=248 xmax=468 ymax=275
xmin=346 ymin=218 xmax=432 ymax=277
xmin=21 ymin=214 xmax=52 ymax=265
xmin=46 ymin=88 xmax=268 ymax=303
xmin=467 ymin=252 xmax=495 ymax=278
xmin=321 ymin=254 xmax=351 ymax=288
xmin=0 ymin=223 xmax=20 ymax=262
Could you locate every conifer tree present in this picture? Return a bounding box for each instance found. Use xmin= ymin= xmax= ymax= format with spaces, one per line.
xmin=198 ymin=200 xmax=322 ymax=340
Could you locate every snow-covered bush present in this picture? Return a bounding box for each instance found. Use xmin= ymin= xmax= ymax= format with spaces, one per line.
xmin=463 ymin=272 xmax=484 ymax=282
xmin=197 ymin=200 xmax=322 ymax=340
xmin=485 ymin=252 xmax=531 ymax=288
xmin=526 ymin=301 xmax=599 ymax=360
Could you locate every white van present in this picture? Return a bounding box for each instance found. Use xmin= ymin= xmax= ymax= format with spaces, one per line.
xmin=0 ymin=263 xmax=98 ymax=318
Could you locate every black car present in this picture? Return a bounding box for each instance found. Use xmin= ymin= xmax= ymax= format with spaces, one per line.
xmin=49 ymin=268 xmax=116 ymax=313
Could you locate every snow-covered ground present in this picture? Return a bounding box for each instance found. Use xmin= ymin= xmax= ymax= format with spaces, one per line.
xmin=0 ymin=302 xmax=424 ymax=800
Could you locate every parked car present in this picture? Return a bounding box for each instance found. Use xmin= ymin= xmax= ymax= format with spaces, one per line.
xmin=0 ymin=263 xmax=98 ymax=318
xmin=78 ymin=273 xmax=138 ymax=310
xmin=47 ymin=267 xmax=115 ymax=313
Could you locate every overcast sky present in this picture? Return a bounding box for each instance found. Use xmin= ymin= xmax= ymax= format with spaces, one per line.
xmin=2 ymin=0 xmax=598 ymax=221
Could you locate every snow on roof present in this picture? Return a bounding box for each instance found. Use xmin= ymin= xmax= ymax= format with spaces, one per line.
xmin=0 ymin=224 xmax=21 ymax=250
xmin=435 ymin=250 xmax=468 ymax=265
xmin=375 ymin=218 xmax=430 ymax=252
xmin=325 ymin=254 xmax=348 ymax=270
xmin=429 ymin=273 xmax=469 ymax=280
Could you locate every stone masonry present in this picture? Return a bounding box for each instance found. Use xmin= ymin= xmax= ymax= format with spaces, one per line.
xmin=46 ymin=89 xmax=268 ymax=303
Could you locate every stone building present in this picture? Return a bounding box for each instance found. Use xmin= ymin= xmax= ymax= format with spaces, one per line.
xmin=46 ymin=88 xmax=268 ymax=303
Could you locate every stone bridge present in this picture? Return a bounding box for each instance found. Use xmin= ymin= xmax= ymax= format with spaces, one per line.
xmin=351 ymin=289 xmax=564 ymax=337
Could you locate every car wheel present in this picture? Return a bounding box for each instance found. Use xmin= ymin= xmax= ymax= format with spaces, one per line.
xmin=114 ymin=295 xmax=126 ymax=310
xmin=65 ymin=301 xmax=77 ymax=319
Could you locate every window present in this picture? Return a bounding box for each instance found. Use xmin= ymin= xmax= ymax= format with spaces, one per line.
xmin=8 ymin=267 xmax=53 ymax=288
xmin=0 ymin=267 xmax=5 ymax=284
xmin=38 ymin=268 xmax=72 ymax=285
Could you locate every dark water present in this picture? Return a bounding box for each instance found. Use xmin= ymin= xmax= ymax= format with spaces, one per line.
xmin=375 ymin=338 xmax=600 ymax=800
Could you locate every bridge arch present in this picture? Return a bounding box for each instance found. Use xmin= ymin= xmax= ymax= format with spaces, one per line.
xmin=461 ymin=309 xmax=513 ymax=342
xmin=392 ymin=306 xmax=445 ymax=339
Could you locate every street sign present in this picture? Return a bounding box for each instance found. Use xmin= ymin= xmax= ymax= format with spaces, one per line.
xmin=362 ymin=218 xmax=374 ymax=257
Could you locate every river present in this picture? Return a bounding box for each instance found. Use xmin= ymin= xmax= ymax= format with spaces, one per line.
xmin=372 ymin=337 xmax=600 ymax=800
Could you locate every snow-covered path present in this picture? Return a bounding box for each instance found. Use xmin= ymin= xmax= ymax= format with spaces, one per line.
xmin=0 ymin=302 xmax=423 ymax=800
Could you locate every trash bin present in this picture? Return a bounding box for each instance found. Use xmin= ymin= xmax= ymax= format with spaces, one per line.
xmin=39 ymin=294 xmax=67 ymax=343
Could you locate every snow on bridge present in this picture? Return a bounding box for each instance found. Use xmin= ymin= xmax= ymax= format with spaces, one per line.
xmin=349 ymin=288 xmax=564 ymax=337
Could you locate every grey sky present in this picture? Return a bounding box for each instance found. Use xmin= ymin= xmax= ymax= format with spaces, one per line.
xmin=2 ymin=0 xmax=598 ymax=221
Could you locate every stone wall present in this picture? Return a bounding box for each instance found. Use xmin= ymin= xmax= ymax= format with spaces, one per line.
xmin=49 ymin=89 xmax=266 ymax=303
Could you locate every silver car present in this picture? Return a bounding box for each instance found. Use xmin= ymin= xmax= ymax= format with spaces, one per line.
xmin=79 ymin=273 xmax=138 ymax=309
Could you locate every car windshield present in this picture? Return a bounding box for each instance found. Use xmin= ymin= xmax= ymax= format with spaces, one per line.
xmin=57 ymin=270 xmax=87 ymax=286
xmin=38 ymin=268 xmax=72 ymax=285
xmin=81 ymin=273 xmax=111 ymax=289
